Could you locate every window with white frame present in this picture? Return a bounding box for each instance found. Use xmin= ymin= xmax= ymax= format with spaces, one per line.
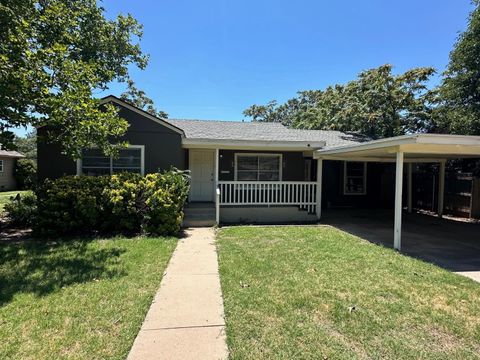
xmin=0 ymin=160 xmax=3 ymax=173
xmin=80 ymin=146 xmax=144 ymax=176
xmin=235 ymin=154 xmax=282 ymax=181
xmin=344 ymin=161 xmax=367 ymax=195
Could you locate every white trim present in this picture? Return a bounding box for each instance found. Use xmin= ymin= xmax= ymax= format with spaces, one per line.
xmin=77 ymin=144 xmax=145 ymax=176
xmin=0 ymin=160 xmax=4 ymax=173
xmin=234 ymin=153 xmax=283 ymax=181
xmin=100 ymin=96 xmax=185 ymax=136
xmin=315 ymin=134 xmax=480 ymax=158
xmin=316 ymin=134 xmax=480 ymax=156
xmin=343 ymin=161 xmax=367 ymax=196
xmin=183 ymin=138 xmax=325 ymax=151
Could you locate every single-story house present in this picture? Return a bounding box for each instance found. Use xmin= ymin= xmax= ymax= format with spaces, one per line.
xmin=37 ymin=95 xmax=480 ymax=250
xmin=0 ymin=148 xmax=25 ymax=191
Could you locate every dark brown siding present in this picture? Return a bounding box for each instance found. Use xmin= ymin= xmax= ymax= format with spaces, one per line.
xmin=322 ymin=160 xmax=395 ymax=209
xmin=37 ymin=103 xmax=185 ymax=182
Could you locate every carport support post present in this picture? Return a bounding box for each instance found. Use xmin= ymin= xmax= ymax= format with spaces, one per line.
xmin=316 ymin=158 xmax=323 ymax=221
xmin=438 ymin=161 xmax=446 ymax=218
xmin=394 ymin=151 xmax=404 ymax=251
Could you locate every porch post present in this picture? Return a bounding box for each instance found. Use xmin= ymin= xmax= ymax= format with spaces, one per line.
xmin=438 ymin=160 xmax=446 ymax=218
xmin=394 ymin=151 xmax=404 ymax=251
xmin=316 ymin=158 xmax=323 ymax=221
xmin=407 ymin=162 xmax=413 ymax=213
xmin=214 ymin=148 xmax=220 ymax=224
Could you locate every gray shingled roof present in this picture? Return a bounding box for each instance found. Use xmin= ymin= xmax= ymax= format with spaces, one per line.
xmin=166 ymin=119 xmax=367 ymax=149
xmin=0 ymin=149 xmax=25 ymax=158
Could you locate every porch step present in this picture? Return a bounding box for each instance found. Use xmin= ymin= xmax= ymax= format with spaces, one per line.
xmin=183 ymin=203 xmax=216 ymax=227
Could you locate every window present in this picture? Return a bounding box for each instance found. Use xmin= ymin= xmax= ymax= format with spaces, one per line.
xmin=235 ymin=154 xmax=282 ymax=181
xmin=0 ymin=160 xmax=3 ymax=173
xmin=79 ymin=146 xmax=144 ymax=176
xmin=344 ymin=161 xmax=366 ymax=195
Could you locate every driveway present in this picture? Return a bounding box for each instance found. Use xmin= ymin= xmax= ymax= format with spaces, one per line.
xmin=323 ymin=209 xmax=480 ymax=282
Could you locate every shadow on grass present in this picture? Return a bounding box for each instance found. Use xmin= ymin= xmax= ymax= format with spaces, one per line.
xmin=0 ymin=240 xmax=127 ymax=305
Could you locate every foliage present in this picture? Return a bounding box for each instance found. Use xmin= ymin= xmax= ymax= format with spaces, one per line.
xmin=35 ymin=176 xmax=109 ymax=236
xmin=14 ymin=158 xmax=37 ymax=189
xmin=244 ymin=64 xmax=435 ymax=139
xmin=0 ymin=236 xmax=176 ymax=359
xmin=0 ymin=0 xmax=148 ymax=158
xmin=4 ymin=192 xmax=37 ymax=227
xmin=142 ymin=169 xmax=190 ymax=235
xmin=12 ymin=131 xmax=36 ymax=160
xmin=0 ymin=190 xmax=30 ymax=214
xmin=120 ymin=79 xmax=168 ymax=118
xmin=33 ymin=169 xmax=190 ymax=237
xmin=435 ymin=1 xmax=480 ymax=135
xmin=101 ymin=172 xmax=144 ymax=233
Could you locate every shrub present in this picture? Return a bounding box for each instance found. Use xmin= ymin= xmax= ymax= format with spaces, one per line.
xmin=33 ymin=168 xmax=190 ymax=237
xmin=142 ymin=169 xmax=190 ymax=235
xmin=15 ymin=159 xmax=37 ymax=190
xmin=4 ymin=192 xmax=37 ymax=227
xmin=101 ymin=172 xmax=144 ymax=233
xmin=35 ymin=176 xmax=110 ymax=236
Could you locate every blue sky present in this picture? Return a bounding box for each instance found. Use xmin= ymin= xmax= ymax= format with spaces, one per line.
xmin=16 ymin=1 xmax=476 ymax=135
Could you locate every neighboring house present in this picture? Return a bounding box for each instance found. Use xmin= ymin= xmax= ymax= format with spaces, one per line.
xmin=0 ymin=148 xmax=25 ymax=191
xmin=37 ymin=95 xmax=480 ymax=249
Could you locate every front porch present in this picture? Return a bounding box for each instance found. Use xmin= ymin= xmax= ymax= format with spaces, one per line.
xmin=186 ymin=148 xmax=321 ymax=225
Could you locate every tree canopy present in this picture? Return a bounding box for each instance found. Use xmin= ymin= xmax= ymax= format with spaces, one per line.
xmin=13 ymin=131 xmax=37 ymax=160
xmin=434 ymin=1 xmax=480 ymax=135
xmin=244 ymin=65 xmax=435 ymax=139
xmin=120 ymin=80 xmax=168 ymax=119
xmin=0 ymin=0 xmax=148 ymax=157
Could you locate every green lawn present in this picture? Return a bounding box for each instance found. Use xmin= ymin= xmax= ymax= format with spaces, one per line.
xmin=0 ymin=190 xmax=31 ymax=213
xmin=217 ymin=226 xmax=480 ymax=360
xmin=0 ymin=236 xmax=177 ymax=360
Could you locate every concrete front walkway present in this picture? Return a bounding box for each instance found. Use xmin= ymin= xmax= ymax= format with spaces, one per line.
xmin=128 ymin=228 xmax=228 ymax=360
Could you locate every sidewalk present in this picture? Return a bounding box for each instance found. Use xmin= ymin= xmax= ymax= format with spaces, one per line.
xmin=127 ymin=227 xmax=228 ymax=360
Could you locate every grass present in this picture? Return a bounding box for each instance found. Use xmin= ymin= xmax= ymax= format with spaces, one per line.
xmin=217 ymin=226 xmax=480 ymax=360
xmin=0 ymin=236 xmax=177 ymax=360
xmin=0 ymin=190 xmax=31 ymax=213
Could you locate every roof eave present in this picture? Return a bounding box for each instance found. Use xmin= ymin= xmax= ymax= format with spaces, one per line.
xmin=314 ymin=134 xmax=480 ymax=160
xmin=182 ymin=138 xmax=326 ymax=151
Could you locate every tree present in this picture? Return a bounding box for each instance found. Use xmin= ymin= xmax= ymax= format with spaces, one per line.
xmin=0 ymin=0 xmax=148 ymax=158
xmin=435 ymin=1 xmax=480 ymax=135
xmin=244 ymin=64 xmax=435 ymax=139
xmin=120 ymin=80 xmax=168 ymax=118
xmin=13 ymin=131 xmax=37 ymax=161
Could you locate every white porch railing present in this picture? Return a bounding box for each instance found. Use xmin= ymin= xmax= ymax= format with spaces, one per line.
xmin=217 ymin=181 xmax=317 ymax=214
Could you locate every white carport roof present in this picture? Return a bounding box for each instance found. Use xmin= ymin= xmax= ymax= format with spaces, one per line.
xmin=312 ymin=133 xmax=480 ymax=252
xmin=314 ymin=134 xmax=480 ymax=161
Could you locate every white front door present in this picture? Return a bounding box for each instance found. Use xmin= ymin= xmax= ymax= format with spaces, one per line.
xmin=189 ymin=149 xmax=215 ymax=202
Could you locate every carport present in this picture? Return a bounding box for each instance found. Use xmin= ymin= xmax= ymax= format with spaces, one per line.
xmin=314 ymin=134 xmax=480 ymax=251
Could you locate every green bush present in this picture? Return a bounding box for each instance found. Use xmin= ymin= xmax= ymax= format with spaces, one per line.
xmin=14 ymin=159 xmax=37 ymax=190
xmin=142 ymin=169 xmax=190 ymax=235
xmin=33 ymin=168 xmax=190 ymax=237
xmin=35 ymin=176 xmax=110 ymax=236
xmin=4 ymin=192 xmax=37 ymax=227
xmin=101 ymin=172 xmax=144 ymax=233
